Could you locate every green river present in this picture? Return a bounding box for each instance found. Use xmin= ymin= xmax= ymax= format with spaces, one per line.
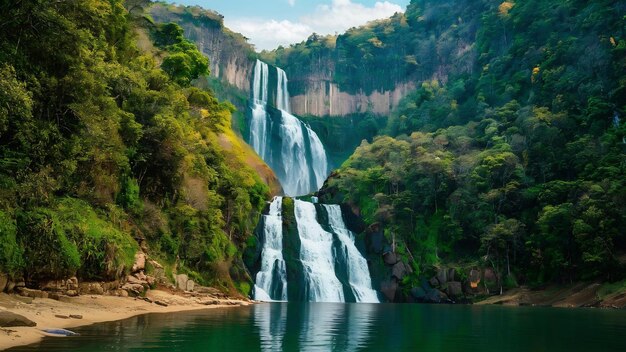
xmin=10 ymin=303 xmax=626 ymax=351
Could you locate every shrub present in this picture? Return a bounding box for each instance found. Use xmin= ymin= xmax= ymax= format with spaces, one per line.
xmin=0 ymin=211 xmax=25 ymax=276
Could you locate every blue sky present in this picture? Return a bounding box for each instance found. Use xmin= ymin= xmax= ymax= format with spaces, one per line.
xmin=165 ymin=0 xmax=411 ymax=50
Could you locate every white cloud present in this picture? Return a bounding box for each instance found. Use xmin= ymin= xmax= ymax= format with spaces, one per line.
xmin=226 ymin=18 xmax=312 ymax=51
xmin=303 ymin=0 xmax=403 ymax=34
xmin=287 ymin=0 xmax=296 ymax=6
xmin=226 ymin=0 xmax=404 ymax=51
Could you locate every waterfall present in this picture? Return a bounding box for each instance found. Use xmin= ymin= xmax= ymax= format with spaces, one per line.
xmin=250 ymin=60 xmax=270 ymax=160
xmin=294 ymin=200 xmax=345 ymax=302
xmin=254 ymin=197 xmax=288 ymax=301
xmin=249 ymin=62 xmax=378 ymax=303
xmin=248 ymin=60 xmax=329 ymax=196
xmin=324 ymin=205 xmax=380 ymax=303
xmin=276 ymin=67 xmax=290 ymax=112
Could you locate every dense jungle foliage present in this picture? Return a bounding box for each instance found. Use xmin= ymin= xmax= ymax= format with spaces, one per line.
xmin=0 ymin=0 xmax=269 ymax=294
xmin=317 ymin=0 xmax=626 ymax=289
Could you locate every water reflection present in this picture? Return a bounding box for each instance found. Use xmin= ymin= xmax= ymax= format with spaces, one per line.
xmin=11 ymin=303 xmax=626 ymax=352
xmin=255 ymin=302 xmax=288 ymax=350
xmin=253 ymin=303 xmax=376 ymax=351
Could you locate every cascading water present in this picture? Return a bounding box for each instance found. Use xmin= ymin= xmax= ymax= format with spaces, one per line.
xmin=249 ymin=61 xmax=378 ymax=303
xmin=324 ymin=204 xmax=380 ymax=303
xmin=295 ymin=200 xmax=345 ymax=302
xmin=254 ymin=197 xmax=288 ymax=301
xmin=248 ymin=60 xmax=328 ymax=196
xmin=276 ymin=67 xmax=290 ymax=112
xmin=250 ymin=60 xmax=270 ymax=160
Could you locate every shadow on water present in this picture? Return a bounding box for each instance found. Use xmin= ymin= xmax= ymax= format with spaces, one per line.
xmin=9 ymin=303 xmax=626 ymax=352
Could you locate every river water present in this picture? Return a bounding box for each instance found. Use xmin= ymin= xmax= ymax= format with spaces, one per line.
xmin=11 ymin=303 xmax=626 ymax=351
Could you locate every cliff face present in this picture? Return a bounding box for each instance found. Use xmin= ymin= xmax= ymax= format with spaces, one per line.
xmin=149 ymin=4 xmax=255 ymax=94
xmin=290 ymin=81 xmax=416 ymax=117
xmin=264 ymin=0 xmax=483 ymax=118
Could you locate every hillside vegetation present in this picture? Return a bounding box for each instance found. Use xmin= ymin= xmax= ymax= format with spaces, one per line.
xmin=0 ymin=0 xmax=270 ymax=294
xmin=319 ymin=0 xmax=626 ymax=291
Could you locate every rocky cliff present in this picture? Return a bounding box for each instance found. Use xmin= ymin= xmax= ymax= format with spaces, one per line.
xmin=263 ymin=0 xmax=482 ymax=118
xmin=290 ymin=81 xmax=416 ymax=117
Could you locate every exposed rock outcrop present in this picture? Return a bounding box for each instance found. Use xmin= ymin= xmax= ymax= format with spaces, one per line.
xmin=131 ymin=252 xmax=146 ymax=273
xmin=0 ymin=311 xmax=37 ymax=327
xmin=290 ymin=81 xmax=415 ymax=117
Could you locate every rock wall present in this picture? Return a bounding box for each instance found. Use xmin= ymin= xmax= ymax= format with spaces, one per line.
xmin=290 ymin=81 xmax=415 ymax=117
xmin=188 ymin=29 xmax=254 ymax=94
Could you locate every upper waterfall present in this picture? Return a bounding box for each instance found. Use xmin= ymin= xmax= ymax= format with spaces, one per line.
xmin=248 ymin=60 xmax=329 ymax=197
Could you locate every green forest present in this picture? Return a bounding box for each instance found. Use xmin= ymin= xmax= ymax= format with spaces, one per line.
xmin=309 ymin=0 xmax=626 ymax=290
xmin=0 ymin=0 xmax=269 ymax=295
xmin=0 ymin=0 xmax=624 ymax=300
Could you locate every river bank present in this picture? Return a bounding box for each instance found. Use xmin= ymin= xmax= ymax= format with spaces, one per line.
xmin=475 ymin=282 xmax=626 ymax=309
xmin=0 ymin=289 xmax=252 ymax=351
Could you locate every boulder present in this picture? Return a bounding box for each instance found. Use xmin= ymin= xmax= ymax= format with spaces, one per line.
xmin=429 ymin=277 xmax=440 ymax=288
xmin=195 ymin=286 xmax=225 ymax=296
xmin=446 ymin=281 xmax=463 ymax=298
xmin=425 ymin=289 xmax=449 ymax=304
xmin=0 ymin=311 xmax=37 ymax=327
xmin=436 ymin=269 xmax=448 ymax=285
xmin=176 ymin=274 xmax=189 ymax=291
xmin=78 ymin=282 xmax=105 ymax=295
xmin=17 ymin=288 xmax=48 ymax=299
xmin=380 ymin=279 xmax=398 ymax=302
xmin=6 ymin=281 xmax=16 ymax=292
xmin=101 ymin=281 xmax=121 ymax=292
xmin=132 ymin=252 xmax=146 ymax=273
xmin=186 ymin=280 xmax=195 ymax=292
xmin=410 ymin=287 xmax=427 ymax=301
xmin=109 ymin=289 xmax=129 ymax=297
xmin=392 ymin=262 xmax=408 ymax=280
xmin=383 ymin=252 xmax=399 ymax=265
xmin=121 ymin=283 xmax=144 ymax=296
xmin=41 ymin=279 xmax=68 ymax=293
xmin=483 ymin=268 xmax=498 ymax=292
xmin=0 ymin=274 xmax=8 ymax=292
xmin=65 ymin=290 xmax=79 ymax=297
xmin=447 ymin=268 xmax=456 ymax=282
xmin=67 ymin=277 xmax=79 ymax=291
xmin=126 ymin=275 xmax=145 ymax=285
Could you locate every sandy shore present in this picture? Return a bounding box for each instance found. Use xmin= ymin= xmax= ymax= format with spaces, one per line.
xmin=475 ymin=282 xmax=626 ymax=308
xmin=0 ymin=290 xmax=252 ymax=351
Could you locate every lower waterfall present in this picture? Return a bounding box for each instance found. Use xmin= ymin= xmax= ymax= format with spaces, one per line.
xmin=252 ymin=198 xmax=380 ymax=303
xmin=323 ymin=204 xmax=380 ymax=303
xmin=295 ymin=200 xmax=345 ymax=302
xmin=254 ymin=197 xmax=288 ymax=301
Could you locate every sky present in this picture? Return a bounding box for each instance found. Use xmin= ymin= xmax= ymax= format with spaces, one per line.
xmin=165 ymin=0 xmax=411 ymax=51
